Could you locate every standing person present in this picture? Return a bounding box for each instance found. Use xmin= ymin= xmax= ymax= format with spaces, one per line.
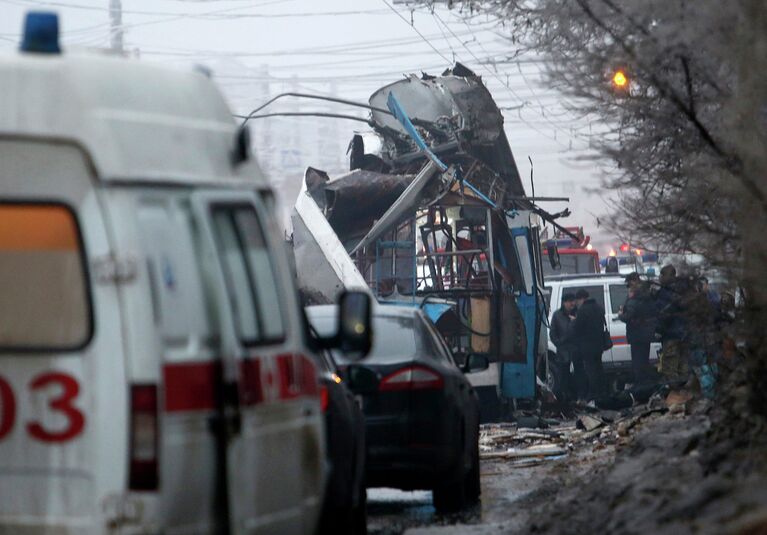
xmin=550 ymin=293 xmax=577 ymax=402
xmin=682 ymin=278 xmax=717 ymax=397
xmin=573 ymin=289 xmax=607 ymax=401
xmin=700 ymin=276 xmax=724 ymax=363
xmin=700 ymin=276 xmax=721 ymax=312
xmin=619 ymin=275 xmax=657 ymax=385
xmin=655 ymin=265 xmax=688 ymax=379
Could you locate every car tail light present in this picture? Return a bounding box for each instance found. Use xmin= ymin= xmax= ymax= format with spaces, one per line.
xmin=320 ymin=385 xmax=329 ymax=412
xmin=379 ymin=366 xmax=444 ymax=391
xmin=129 ymin=384 xmax=159 ymax=491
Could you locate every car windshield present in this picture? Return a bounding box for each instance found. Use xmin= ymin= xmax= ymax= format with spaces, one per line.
xmin=309 ymin=313 xmax=419 ymax=364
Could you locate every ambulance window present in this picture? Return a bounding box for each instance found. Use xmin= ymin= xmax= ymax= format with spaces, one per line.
xmin=138 ymin=200 xmax=211 ymax=343
xmin=212 ymin=205 xmax=285 ymax=345
xmin=0 ymin=204 xmax=91 ymax=350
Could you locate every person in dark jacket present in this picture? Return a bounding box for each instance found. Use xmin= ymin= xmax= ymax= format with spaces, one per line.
xmin=619 ymin=277 xmax=657 ymax=384
xmin=550 ymin=293 xmax=577 ymax=402
xmin=655 ymin=265 xmax=689 ymax=378
xmin=573 ymin=288 xmax=606 ymax=400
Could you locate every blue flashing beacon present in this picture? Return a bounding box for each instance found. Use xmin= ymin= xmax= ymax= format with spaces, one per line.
xmin=20 ymin=11 xmax=61 ymax=54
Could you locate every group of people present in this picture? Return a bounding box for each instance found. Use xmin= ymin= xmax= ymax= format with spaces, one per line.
xmin=651 ymin=265 xmax=729 ymax=398
xmin=549 ymin=288 xmax=611 ymax=403
xmin=550 ymin=264 xmax=729 ymax=404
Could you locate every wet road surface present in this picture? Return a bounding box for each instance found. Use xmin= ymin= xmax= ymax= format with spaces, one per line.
xmin=366 ymin=487 xmax=480 ymax=535
xmin=366 ymin=457 xmax=568 ymax=535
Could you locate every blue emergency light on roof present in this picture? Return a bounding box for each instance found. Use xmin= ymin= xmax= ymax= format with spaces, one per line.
xmin=20 ymin=11 xmax=61 ymax=54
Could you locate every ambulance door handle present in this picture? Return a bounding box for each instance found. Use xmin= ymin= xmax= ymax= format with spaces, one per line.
xmin=223 ymin=380 xmax=242 ymax=437
xmin=208 ymin=407 xmax=242 ymax=438
xmin=208 ymin=381 xmax=242 ymax=438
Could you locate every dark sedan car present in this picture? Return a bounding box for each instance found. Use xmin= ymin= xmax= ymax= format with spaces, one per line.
xmin=310 ymin=346 xmax=367 ymax=535
xmin=307 ymin=305 xmax=486 ymax=513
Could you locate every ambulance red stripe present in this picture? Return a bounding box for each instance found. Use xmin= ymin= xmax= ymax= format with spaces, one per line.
xmin=163 ymin=354 xmax=319 ymax=413
xmin=163 ymin=361 xmax=219 ymax=412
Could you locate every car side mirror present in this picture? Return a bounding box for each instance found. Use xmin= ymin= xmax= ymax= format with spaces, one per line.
xmin=336 ymin=290 xmax=373 ymax=360
xmin=546 ymin=241 xmax=561 ymax=270
xmin=345 ymin=364 xmax=379 ymax=394
xmin=462 ymin=353 xmax=490 ymax=374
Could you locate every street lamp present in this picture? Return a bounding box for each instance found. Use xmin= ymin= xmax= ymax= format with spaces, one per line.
xmin=612 ymin=69 xmax=629 ymax=89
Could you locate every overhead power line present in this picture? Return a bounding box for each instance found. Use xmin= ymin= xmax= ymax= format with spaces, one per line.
xmin=3 ymin=0 xmax=307 ymax=46
xmin=428 ymin=8 xmax=577 ymax=149
xmin=380 ymin=1 xmax=571 ymax=149
xmin=380 ymin=0 xmax=452 ymax=65
xmin=5 ymin=0 xmax=298 ymax=15
xmin=124 ymin=25 xmax=495 ymax=60
xmin=450 ymin=10 xmax=583 ymax=142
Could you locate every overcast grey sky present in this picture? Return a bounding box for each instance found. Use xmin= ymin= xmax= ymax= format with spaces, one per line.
xmin=0 ymin=0 xmax=618 ymax=251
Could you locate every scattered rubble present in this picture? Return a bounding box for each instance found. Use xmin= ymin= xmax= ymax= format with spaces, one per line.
xmin=478 ymin=387 xmax=689 ymax=468
xmin=576 ymin=414 xmax=604 ymax=432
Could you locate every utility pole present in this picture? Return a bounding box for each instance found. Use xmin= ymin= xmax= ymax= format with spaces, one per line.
xmin=109 ymin=0 xmax=123 ymax=53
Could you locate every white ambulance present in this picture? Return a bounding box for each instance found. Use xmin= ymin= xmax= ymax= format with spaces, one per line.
xmin=0 ymin=12 xmax=370 ymax=535
xmin=545 ymin=273 xmax=661 ymax=385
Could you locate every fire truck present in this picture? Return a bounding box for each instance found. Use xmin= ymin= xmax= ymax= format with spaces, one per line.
xmin=542 ymin=226 xmax=600 ymax=277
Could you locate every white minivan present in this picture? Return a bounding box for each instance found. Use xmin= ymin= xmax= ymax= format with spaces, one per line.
xmin=0 ymin=13 xmax=370 ymax=535
xmin=544 ymin=274 xmax=661 ymax=380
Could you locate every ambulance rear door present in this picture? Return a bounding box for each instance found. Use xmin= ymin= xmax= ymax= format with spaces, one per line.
xmin=102 ymin=185 xmax=226 ymax=533
xmin=0 ymin=139 xmax=127 ymax=534
xmin=191 ymin=189 xmax=325 ymax=535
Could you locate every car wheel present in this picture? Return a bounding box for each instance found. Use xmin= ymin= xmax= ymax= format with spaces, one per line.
xmin=351 ymin=486 xmax=367 ymax=535
xmin=433 ymin=462 xmax=467 ymax=513
xmin=463 ymin=432 xmax=481 ymax=504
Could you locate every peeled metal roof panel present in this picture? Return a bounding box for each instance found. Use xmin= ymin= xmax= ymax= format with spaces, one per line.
xmin=367 ymin=65 xmax=525 ymax=198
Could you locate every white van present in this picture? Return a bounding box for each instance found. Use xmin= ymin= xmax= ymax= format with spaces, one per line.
xmin=0 ymin=12 xmax=370 ymax=535
xmin=544 ymin=274 xmax=661 ymax=381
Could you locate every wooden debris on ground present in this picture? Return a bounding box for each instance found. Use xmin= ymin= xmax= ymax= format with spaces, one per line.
xmin=480 ymin=393 xmax=682 ymax=466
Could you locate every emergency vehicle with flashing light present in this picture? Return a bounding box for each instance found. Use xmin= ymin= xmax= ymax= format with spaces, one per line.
xmin=0 ymin=11 xmax=371 ymax=535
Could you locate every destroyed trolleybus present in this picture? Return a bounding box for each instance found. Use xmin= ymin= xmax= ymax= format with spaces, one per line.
xmin=292 ymin=65 xmax=573 ymax=420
